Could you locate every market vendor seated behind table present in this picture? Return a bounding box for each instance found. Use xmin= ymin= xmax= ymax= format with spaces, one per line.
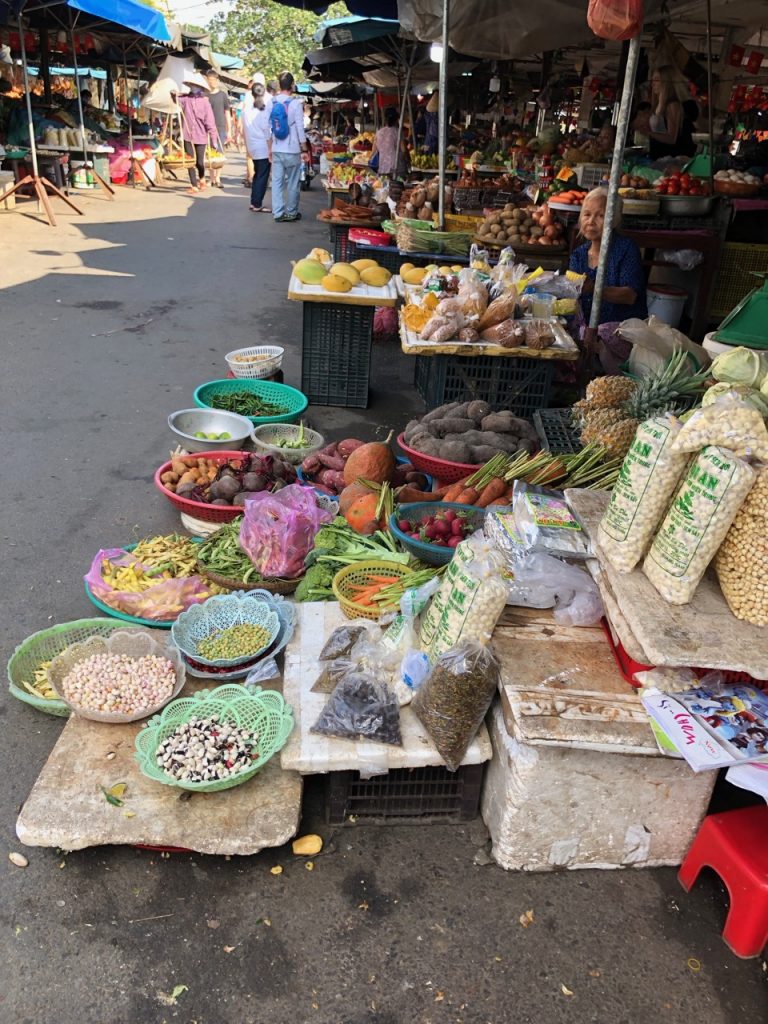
xmin=569 ymin=188 xmax=647 ymax=374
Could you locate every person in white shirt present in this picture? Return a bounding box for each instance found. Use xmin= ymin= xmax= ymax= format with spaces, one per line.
xmin=270 ymin=71 xmax=309 ymax=222
xmin=243 ymin=76 xmax=273 ymax=211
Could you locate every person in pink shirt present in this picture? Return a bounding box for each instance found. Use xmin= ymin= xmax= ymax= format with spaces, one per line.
xmin=177 ymin=72 xmax=218 ymax=194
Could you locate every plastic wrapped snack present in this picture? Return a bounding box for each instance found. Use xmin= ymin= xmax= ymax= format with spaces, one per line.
xmin=643 ymin=445 xmax=755 ymax=605
xmin=478 ymin=290 xmax=517 ymax=332
xmin=319 ymin=624 xmax=369 ymax=661
xmin=311 ymin=671 xmax=402 ymax=745
xmin=715 ymin=467 xmax=768 ymax=625
xmin=513 ymin=482 xmax=590 ymax=560
xmin=480 ymin=319 xmax=524 ymax=346
xmin=671 ymin=395 xmax=768 ymax=461
xmin=412 ymin=641 xmax=500 ymax=771
xmin=598 ymin=416 xmax=690 ymax=573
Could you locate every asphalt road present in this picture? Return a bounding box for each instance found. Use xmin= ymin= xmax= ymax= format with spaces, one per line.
xmin=0 ymin=156 xmax=765 ymax=1024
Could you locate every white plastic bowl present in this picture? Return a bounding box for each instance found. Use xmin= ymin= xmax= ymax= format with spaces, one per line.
xmin=225 ymin=346 xmax=284 ymax=379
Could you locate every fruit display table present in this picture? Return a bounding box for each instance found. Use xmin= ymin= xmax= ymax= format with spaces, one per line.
xmin=287 ymin=272 xmax=397 ymax=408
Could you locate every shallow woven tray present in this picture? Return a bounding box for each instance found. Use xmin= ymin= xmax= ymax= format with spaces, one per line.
xmin=197 ymin=563 xmax=302 ymax=595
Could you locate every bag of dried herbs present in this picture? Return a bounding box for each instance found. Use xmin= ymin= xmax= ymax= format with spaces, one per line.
xmin=412 ymin=641 xmax=500 ymax=771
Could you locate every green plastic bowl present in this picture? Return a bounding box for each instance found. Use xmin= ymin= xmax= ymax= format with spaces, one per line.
xmin=135 ymin=684 xmax=294 ymax=792
xmin=193 ymin=379 xmax=308 ymax=425
xmin=7 ymin=618 xmax=142 ymax=717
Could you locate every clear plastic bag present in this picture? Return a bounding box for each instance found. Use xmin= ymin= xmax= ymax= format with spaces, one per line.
xmin=480 ymin=319 xmax=525 ymax=346
xmin=320 ymin=624 xmax=370 ymax=661
xmin=671 ymin=394 xmax=768 ymax=461
xmin=513 ymin=482 xmax=590 ymax=560
xmin=457 ymin=271 xmax=489 ymax=320
xmin=598 ymin=415 xmax=689 ymax=573
xmin=84 ymin=549 xmax=211 ymax=621
xmin=504 ymin=551 xmax=604 ymax=625
xmin=239 ymin=483 xmax=333 ymax=579
xmin=478 ymin=290 xmax=517 ymax=331
xmin=310 ymin=670 xmax=402 ymax=745
xmin=619 ymin=318 xmax=709 ymax=378
xmin=412 ymin=641 xmax=500 ymax=771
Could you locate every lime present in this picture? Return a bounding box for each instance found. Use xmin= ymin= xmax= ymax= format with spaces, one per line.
xmin=194 ymin=431 xmax=206 ymax=439
xmin=218 ymin=432 xmax=232 ymax=440
xmin=206 ymin=433 xmax=220 ymax=440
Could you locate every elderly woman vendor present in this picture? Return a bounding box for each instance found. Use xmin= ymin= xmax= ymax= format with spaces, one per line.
xmin=569 ymin=188 xmax=647 ymax=373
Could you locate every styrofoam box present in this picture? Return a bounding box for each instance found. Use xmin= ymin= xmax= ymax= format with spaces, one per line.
xmin=481 ymin=705 xmax=715 ymax=872
xmin=0 ymin=171 xmax=15 ymax=210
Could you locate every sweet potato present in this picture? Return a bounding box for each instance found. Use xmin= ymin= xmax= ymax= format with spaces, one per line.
xmin=412 ymin=436 xmax=441 ymax=456
xmin=403 ymin=419 xmax=422 ymax=443
xmin=317 ymin=451 xmax=345 ymax=471
xmin=478 ymin=431 xmax=520 ymax=453
xmin=301 ymin=455 xmax=322 ymax=475
xmin=480 ymin=411 xmax=529 ymax=435
xmin=318 ymin=468 xmax=346 ymax=491
xmin=470 ymin=445 xmax=501 ymax=463
xmin=337 ymin=438 xmax=364 ymax=458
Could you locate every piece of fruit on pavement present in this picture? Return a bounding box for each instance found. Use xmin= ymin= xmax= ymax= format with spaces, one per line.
xmin=294 ymin=258 xmax=326 ymax=285
xmin=322 ymin=273 xmax=353 ymax=293
xmin=330 ymin=262 xmax=361 ymax=285
xmin=360 ymin=266 xmax=392 ymax=287
xmin=585 ymin=375 xmax=637 ymax=409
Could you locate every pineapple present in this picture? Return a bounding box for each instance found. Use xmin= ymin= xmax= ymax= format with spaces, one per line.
xmin=594 ymin=418 xmax=639 ymax=460
xmin=580 ymin=407 xmax=626 ymax=444
xmin=585 ymin=375 xmax=637 ymax=409
xmin=621 ymin=349 xmax=710 ymax=421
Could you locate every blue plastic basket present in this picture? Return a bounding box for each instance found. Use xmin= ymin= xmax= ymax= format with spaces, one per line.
xmin=389 ymin=502 xmax=491 ymax=566
xmin=193 ymin=379 xmax=308 ymax=425
xmin=171 ymin=592 xmax=281 ymax=668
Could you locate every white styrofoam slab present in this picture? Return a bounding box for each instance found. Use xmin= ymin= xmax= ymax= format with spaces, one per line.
xmin=280 ymin=602 xmax=492 ymax=775
xmin=287 ymin=272 xmax=397 ymax=307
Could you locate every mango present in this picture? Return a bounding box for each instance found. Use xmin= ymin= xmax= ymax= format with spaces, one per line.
xmin=451 ymin=265 xmax=463 ymax=273
xmin=351 ymin=258 xmax=378 ymax=271
xmin=322 ymin=273 xmax=353 ymax=293
xmin=308 ymin=247 xmax=332 ymax=265
xmin=403 ymin=267 xmax=427 ymax=285
xmin=360 ymin=266 xmax=392 ymax=287
xmin=294 ymin=258 xmax=326 ymax=285
xmin=439 ymin=265 xmax=452 ymax=275
xmin=399 ymin=262 xmax=415 ymax=276
xmin=330 ymin=262 xmax=360 ymax=285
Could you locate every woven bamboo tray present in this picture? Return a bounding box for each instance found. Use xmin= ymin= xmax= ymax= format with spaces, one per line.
xmin=197 ymin=563 xmax=302 ymax=595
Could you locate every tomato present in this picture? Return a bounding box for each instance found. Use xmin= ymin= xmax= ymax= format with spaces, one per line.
xmin=680 ymin=173 xmax=691 ymax=187
xmin=669 ymin=172 xmax=681 ymax=182
xmin=667 ymin=180 xmax=681 ymax=195
xmin=657 ymin=181 xmax=668 ymax=194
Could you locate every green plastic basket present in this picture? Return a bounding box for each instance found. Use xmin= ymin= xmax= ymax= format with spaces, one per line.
xmin=193 ymin=379 xmax=308 ymax=425
xmin=7 ymin=618 xmax=141 ymax=716
xmin=134 ymin=684 xmax=294 ymax=792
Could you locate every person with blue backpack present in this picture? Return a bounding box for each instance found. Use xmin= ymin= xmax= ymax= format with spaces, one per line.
xmin=270 ymin=71 xmax=309 ymax=223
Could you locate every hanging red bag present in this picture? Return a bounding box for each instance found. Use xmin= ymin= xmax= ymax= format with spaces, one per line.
xmin=588 ymin=0 xmax=643 ymax=41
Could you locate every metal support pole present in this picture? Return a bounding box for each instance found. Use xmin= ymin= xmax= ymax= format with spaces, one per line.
xmin=585 ymin=34 xmax=641 ymax=350
xmin=705 ymin=0 xmax=715 ymax=194
xmin=69 ymin=14 xmax=89 ymax=165
xmin=19 ymin=17 xmax=40 ymax=179
xmin=395 ymin=62 xmax=413 ymax=179
xmin=437 ymin=0 xmax=449 ymax=228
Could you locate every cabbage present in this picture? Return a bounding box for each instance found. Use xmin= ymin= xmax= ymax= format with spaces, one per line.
xmin=710 ymin=346 xmax=768 ymax=388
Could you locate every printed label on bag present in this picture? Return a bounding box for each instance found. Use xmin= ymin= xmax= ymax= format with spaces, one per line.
xmin=525 ymin=493 xmax=581 ymax=530
xmin=602 ymin=420 xmax=671 ymax=542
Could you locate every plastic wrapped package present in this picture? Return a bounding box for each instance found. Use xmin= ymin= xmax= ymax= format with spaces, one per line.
xmin=240 ymin=484 xmax=334 ymax=578
xmin=504 ymin=551 xmax=603 ymax=625
xmin=483 ymin=509 xmax=527 ymax=568
xmin=634 ymin=666 xmax=715 ymax=695
xmin=419 ymin=533 xmax=508 ymax=660
xmin=480 ymin=319 xmax=526 ymax=347
xmin=412 ymin=641 xmax=500 ymax=771
xmin=310 ymin=671 xmax=402 ymax=745
xmin=319 ymin=624 xmax=370 ymax=661
xmin=478 ymin=290 xmax=518 ymax=331
xmin=311 ymin=657 xmax=355 ymax=694
xmin=715 ymin=467 xmax=768 ymax=625
xmin=670 ymin=395 xmax=768 ymax=461
xmin=597 ymin=416 xmax=690 ymax=573
xmin=84 ymin=549 xmax=211 ymax=621
xmin=513 ymin=482 xmax=590 ymax=560
xmin=643 ymin=446 xmax=755 ymax=605
xmin=468 ymin=244 xmax=491 ymax=277
xmin=456 ymin=270 xmax=489 ymax=320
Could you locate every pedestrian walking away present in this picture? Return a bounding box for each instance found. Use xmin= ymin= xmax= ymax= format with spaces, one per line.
xmin=205 ymin=69 xmax=231 ymax=187
xmin=176 ymin=72 xmax=217 ymax=194
xmin=270 ymin=71 xmax=309 ymax=222
xmin=244 ymin=75 xmax=272 ymax=212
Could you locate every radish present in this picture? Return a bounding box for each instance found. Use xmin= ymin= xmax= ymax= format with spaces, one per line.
xmin=447 ymin=535 xmax=462 ymax=548
xmin=433 ymin=519 xmax=451 ymax=537
xmin=451 ymin=518 xmax=465 ymax=536
xmin=398 ymin=519 xmax=412 ymax=533
xmin=443 ymin=510 xmax=457 ymax=522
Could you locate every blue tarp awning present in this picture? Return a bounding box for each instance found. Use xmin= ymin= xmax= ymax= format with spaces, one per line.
xmin=212 ymin=50 xmax=244 ymax=70
xmin=67 ymin=0 xmax=171 ymax=40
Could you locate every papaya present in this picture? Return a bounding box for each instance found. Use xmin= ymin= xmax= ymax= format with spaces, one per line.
xmin=294 ymin=258 xmax=326 ymax=285
xmin=339 ymin=480 xmax=374 ymax=515
xmin=343 ymin=431 xmax=395 ymax=486
xmin=351 ymin=258 xmax=378 ymax=272
xmin=322 ymin=273 xmax=353 ymax=293
xmin=345 ymin=493 xmax=383 ymax=535
xmin=360 ymin=266 xmax=392 ymax=287
xmin=330 ymin=262 xmax=360 ymax=285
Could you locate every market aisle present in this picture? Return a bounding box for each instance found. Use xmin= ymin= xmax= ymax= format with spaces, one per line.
xmin=0 ymin=156 xmax=765 ymax=1024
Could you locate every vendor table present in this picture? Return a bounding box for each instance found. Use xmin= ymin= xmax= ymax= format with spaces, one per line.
xmin=324 ymin=185 xmax=352 ymax=209
xmin=16 ymin=677 xmax=302 ymax=856
xmin=399 ymin=316 xmax=578 ymax=414
xmin=351 ymin=240 xmax=567 ymax=275
xmin=36 ymin=143 xmax=116 ymax=199
xmin=482 ymin=606 xmax=716 ymax=871
xmin=4 ymin=151 xmax=68 ymax=194
xmin=288 ymin=272 xmax=397 ymax=408
xmin=280 ymin=602 xmax=492 ymax=776
xmin=566 ymin=488 xmax=768 ymax=679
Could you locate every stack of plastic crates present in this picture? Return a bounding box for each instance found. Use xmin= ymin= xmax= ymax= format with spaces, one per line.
xmin=414 ymin=354 xmax=554 ymax=414
xmin=710 ymin=243 xmax=768 ymax=320
xmin=327 ymin=223 xmax=354 ymax=262
xmin=326 ymin=765 xmax=484 ymax=825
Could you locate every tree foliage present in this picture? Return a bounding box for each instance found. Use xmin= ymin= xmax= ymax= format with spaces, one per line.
xmin=208 ymin=0 xmax=346 ymax=81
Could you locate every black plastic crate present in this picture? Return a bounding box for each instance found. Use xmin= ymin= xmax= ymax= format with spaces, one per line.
xmin=328 ymin=222 xmax=353 ymax=262
xmin=301 ymin=302 xmax=373 ymax=408
xmin=326 ymin=763 xmax=484 ymax=825
xmin=414 ymin=354 xmax=554 ymax=414
xmin=534 ymin=407 xmax=583 ymax=454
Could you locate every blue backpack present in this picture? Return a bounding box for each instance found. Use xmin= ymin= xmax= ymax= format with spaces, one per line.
xmin=270 ymin=98 xmax=291 ymax=141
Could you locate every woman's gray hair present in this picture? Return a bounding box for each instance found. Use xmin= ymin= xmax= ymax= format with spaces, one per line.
xmin=578 ymin=187 xmax=623 ymax=231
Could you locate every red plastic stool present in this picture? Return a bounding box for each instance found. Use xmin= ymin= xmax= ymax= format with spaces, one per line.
xmin=678 ymin=805 xmax=768 ymax=958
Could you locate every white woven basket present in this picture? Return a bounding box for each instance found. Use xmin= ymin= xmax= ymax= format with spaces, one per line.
xmin=225 ymin=346 xmax=284 ymax=380
xmin=251 ymin=423 xmax=325 ymax=465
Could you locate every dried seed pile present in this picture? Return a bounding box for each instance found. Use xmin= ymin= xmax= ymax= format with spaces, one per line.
xmin=61 ymin=653 xmax=176 ymax=715
xmin=156 ymin=716 xmax=260 ymax=783
xmin=715 ymin=467 xmax=768 ymax=625
xmin=197 ymin=623 xmax=272 ymax=661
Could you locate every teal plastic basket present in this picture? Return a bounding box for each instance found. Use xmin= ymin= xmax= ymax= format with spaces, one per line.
xmin=7 ymin=618 xmax=141 ymax=716
xmin=135 ymin=684 xmax=294 ymax=792
xmin=193 ymin=379 xmax=308 ymax=425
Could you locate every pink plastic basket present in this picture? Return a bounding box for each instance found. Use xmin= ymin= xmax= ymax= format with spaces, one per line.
xmin=154 ymin=451 xmax=248 ymax=524
xmin=396 ymin=433 xmax=475 ymax=484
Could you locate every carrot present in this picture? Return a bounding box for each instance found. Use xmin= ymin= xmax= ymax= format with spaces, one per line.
xmin=396 ymin=486 xmax=444 ymax=503
xmin=443 ymin=477 xmax=471 ymax=502
xmin=455 ymin=487 xmax=480 ymax=505
xmin=476 ymin=477 xmax=508 ymax=508
xmin=489 ymin=498 xmax=510 ymax=506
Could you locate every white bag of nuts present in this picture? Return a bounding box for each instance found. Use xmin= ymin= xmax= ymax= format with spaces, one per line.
xmin=643 ymin=445 xmax=755 ymax=605
xmin=715 ymin=467 xmax=768 ymax=625
xmin=671 ymin=395 xmax=768 ymax=461
xmin=598 ymin=415 xmax=690 ymax=573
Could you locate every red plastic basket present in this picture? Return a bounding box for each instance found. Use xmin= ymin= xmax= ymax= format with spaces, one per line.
xmin=154 ymin=451 xmax=249 ymax=524
xmin=396 ymin=433 xmax=475 ymax=485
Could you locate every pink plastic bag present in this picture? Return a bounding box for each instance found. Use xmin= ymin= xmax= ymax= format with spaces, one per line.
xmin=84 ymin=548 xmax=212 ymax=621
xmin=239 ymin=484 xmax=333 ymax=579
xmin=588 ymin=0 xmax=643 ymax=40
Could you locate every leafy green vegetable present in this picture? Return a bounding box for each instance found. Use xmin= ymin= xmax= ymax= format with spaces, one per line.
xmin=295 ymin=564 xmax=336 ymax=602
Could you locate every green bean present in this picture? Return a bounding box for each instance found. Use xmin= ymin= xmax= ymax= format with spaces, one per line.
xmin=210 ymin=391 xmax=289 ymax=417
xmin=198 ymin=523 xmax=261 ymax=583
